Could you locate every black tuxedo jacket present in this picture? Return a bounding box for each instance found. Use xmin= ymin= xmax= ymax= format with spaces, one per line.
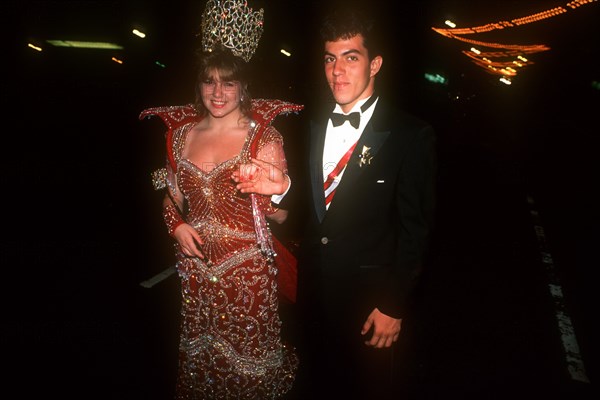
xmin=284 ymin=95 xmax=437 ymax=322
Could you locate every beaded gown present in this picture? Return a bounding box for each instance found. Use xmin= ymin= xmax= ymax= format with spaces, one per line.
xmin=140 ymin=100 xmax=302 ymax=399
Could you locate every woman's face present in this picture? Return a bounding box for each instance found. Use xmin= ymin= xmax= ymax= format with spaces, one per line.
xmin=200 ymin=69 xmax=242 ymax=118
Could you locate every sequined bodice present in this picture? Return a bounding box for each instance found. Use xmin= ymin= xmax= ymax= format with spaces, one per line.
xmin=178 ymin=156 xmax=257 ymax=264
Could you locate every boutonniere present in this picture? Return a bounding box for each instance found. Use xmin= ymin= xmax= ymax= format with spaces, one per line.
xmin=358 ymin=145 xmax=373 ymax=167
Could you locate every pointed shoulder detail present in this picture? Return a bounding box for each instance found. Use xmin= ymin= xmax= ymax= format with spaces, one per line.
xmin=138 ymin=104 xmax=199 ymax=130
xmin=251 ymin=99 xmax=304 ymax=127
xmin=247 ymin=99 xmax=303 ymax=159
xmin=139 ymin=104 xmax=200 ymax=179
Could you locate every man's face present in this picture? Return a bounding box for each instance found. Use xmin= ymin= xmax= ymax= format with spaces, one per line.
xmin=323 ymin=34 xmax=382 ymax=113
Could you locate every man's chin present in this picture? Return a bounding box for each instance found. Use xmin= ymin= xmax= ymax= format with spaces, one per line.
xmin=332 ymin=94 xmax=353 ymax=106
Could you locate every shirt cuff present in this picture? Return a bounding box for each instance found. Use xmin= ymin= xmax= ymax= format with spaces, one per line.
xmin=270 ymin=175 xmax=291 ymax=204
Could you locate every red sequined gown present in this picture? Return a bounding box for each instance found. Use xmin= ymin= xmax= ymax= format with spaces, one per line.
xmin=140 ymin=100 xmax=302 ymax=399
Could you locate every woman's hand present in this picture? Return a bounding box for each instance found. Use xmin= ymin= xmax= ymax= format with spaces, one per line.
xmin=232 ymin=158 xmax=289 ymax=195
xmin=173 ymin=223 xmax=205 ymax=259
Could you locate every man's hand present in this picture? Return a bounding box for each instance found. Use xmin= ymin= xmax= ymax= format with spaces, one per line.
xmin=361 ymin=308 xmax=402 ymax=348
xmin=232 ymin=158 xmax=289 ymax=195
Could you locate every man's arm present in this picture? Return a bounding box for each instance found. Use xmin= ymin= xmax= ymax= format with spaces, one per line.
xmin=379 ymin=125 xmax=437 ymax=319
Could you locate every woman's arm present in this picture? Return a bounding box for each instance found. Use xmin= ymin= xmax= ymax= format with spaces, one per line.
xmin=162 ymin=177 xmax=205 ymax=259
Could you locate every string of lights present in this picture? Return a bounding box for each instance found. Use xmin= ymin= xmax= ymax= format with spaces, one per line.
xmin=432 ymin=0 xmax=597 ymax=82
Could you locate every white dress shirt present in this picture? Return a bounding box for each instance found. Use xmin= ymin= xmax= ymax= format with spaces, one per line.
xmin=322 ymin=96 xmax=378 ymax=209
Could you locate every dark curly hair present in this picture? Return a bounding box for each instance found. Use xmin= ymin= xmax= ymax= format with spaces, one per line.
xmin=319 ymin=7 xmax=383 ymax=61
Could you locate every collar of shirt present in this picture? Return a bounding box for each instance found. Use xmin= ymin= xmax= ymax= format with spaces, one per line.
xmin=323 ymin=96 xmax=379 ymax=181
xmin=330 ymin=96 xmax=378 ymax=132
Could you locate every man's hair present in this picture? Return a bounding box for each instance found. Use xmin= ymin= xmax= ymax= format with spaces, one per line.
xmin=319 ymin=7 xmax=383 ymax=60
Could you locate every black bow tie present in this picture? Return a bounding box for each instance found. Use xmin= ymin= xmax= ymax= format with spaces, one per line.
xmin=330 ymin=112 xmax=360 ymax=129
xmin=329 ymin=94 xmax=378 ymax=130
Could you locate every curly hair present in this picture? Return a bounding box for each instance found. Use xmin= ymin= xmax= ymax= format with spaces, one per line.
xmin=319 ymin=7 xmax=383 ymax=61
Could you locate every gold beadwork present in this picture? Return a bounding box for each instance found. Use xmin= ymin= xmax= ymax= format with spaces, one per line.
xmin=200 ymin=0 xmax=264 ymax=62
xmin=170 ymin=115 xmax=297 ymax=398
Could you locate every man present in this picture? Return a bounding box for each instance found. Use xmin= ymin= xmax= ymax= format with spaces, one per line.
xmin=234 ymin=7 xmax=436 ymax=399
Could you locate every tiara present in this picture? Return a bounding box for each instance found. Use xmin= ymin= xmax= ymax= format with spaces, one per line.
xmin=200 ymin=0 xmax=264 ymax=62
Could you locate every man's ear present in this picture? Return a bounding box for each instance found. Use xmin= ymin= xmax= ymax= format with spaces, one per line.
xmin=370 ymin=56 xmax=383 ymax=77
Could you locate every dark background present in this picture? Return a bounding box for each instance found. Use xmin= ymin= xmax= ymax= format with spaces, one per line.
xmin=2 ymin=1 xmax=599 ymax=398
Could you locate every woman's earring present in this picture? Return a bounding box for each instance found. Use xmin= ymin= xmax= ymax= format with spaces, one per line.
xmin=240 ymin=96 xmax=244 ymax=102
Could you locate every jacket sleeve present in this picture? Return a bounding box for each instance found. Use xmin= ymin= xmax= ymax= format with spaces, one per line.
xmin=378 ymin=124 xmax=437 ymax=319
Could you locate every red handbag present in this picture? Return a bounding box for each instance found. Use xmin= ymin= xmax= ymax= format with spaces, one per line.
xmin=272 ymin=236 xmax=297 ymax=303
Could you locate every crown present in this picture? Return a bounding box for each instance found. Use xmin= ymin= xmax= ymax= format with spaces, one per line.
xmin=200 ymin=0 xmax=264 ymax=62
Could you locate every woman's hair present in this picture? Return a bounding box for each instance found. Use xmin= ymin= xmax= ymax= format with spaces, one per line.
xmin=193 ymin=46 xmax=252 ymax=118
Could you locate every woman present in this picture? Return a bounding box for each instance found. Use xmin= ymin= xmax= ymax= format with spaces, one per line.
xmin=140 ymin=47 xmax=302 ymax=399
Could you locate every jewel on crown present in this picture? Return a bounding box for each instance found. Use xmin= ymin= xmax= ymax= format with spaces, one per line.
xmin=200 ymin=0 xmax=264 ymax=62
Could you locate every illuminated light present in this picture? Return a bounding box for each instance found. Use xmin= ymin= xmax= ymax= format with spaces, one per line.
xmin=47 ymin=40 xmax=123 ymax=49
xmin=132 ymin=29 xmax=146 ymax=38
xmin=567 ymin=0 xmax=597 ymax=9
xmin=433 ymin=1 xmax=590 ymax=36
xmin=475 ymin=50 xmax=533 ymax=57
xmin=444 ymin=20 xmax=456 ymax=28
xmin=431 ymin=0 xmax=597 ymax=76
xmin=431 ymin=28 xmax=550 ymax=52
xmin=499 ymin=68 xmax=516 ymax=76
xmin=591 ymin=80 xmax=600 ymax=90
xmin=463 ymin=51 xmax=532 ymax=76
xmin=280 ymin=49 xmax=291 ymax=57
xmin=424 ymin=73 xmax=447 ymax=84
xmin=511 ymin=7 xmax=567 ymax=26
xmin=499 ymin=77 xmax=512 ymax=85
xmin=155 ymin=61 xmax=166 ymax=68
xmin=28 ymin=43 xmax=42 ymax=52
xmin=111 ymin=57 xmax=123 ymax=64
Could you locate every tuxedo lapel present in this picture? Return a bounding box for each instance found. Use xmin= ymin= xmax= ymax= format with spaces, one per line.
xmin=309 ymin=119 xmax=328 ymax=223
xmin=325 ymin=114 xmax=390 ymax=213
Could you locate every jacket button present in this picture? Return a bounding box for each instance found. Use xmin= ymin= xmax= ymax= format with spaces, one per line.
xmin=320 ymin=237 xmax=329 ymax=244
